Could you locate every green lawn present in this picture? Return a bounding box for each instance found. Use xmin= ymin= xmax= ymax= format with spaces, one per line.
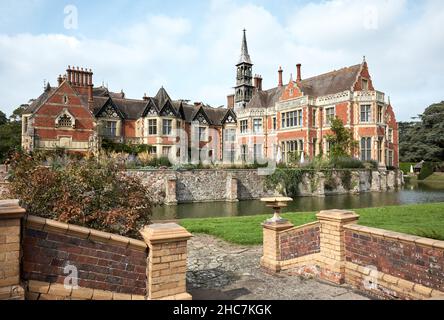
xmin=179 ymin=202 xmax=444 ymax=245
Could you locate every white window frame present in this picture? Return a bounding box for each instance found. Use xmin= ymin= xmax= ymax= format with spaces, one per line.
xmin=360 ymin=137 xmax=372 ymax=161
xmin=253 ymin=118 xmax=263 ymax=134
xmin=240 ymin=120 xmax=248 ymax=134
xmin=360 ymin=104 xmax=371 ymax=123
xmin=325 ymin=107 xmax=335 ymax=125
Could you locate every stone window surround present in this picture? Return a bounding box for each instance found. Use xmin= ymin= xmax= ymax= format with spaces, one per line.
xmin=55 ymin=108 xmax=76 ymax=129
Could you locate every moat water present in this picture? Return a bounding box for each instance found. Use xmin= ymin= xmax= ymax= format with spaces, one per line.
xmin=152 ymin=180 xmax=444 ymax=220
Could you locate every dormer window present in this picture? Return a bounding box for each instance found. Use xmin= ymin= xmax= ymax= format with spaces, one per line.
xmin=362 ymin=79 xmax=369 ymax=91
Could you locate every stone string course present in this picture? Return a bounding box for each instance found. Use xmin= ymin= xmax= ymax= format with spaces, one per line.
xmin=128 ymin=169 xmax=403 ymax=204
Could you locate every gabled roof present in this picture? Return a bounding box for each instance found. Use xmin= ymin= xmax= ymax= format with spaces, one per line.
xmin=141 ymin=98 xmax=159 ymax=117
xmin=154 ymin=87 xmax=172 ymax=108
xmin=94 ymin=98 xmax=126 ymax=119
xmin=246 ymin=63 xmax=363 ymax=109
xmin=221 ymin=108 xmax=237 ymax=124
xmin=298 ymin=63 xmax=362 ymax=97
xmin=247 ymin=86 xmax=285 ymax=109
xmin=23 ymin=87 xmax=57 ymax=114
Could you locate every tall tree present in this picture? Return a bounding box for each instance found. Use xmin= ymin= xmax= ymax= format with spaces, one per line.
xmin=325 ymin=117 xmax=358 ymax=159
xmin=399 ymin=101 xmax=444 ymax=162
xmin=9 ymin=104 xmax=27 ymax=122
xmin=0 ymin=110 xmax=7 ymax=125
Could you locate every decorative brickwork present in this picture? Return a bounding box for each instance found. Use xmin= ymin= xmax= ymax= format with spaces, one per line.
xmin=21 ymin=216 xmax=148 ymax=296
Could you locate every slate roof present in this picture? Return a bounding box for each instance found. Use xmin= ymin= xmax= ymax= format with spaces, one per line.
xmin=246 ymin=63 xmax=362 ymax=109
xmin=23 ymin=87 xmax=57 ymax=114
xmin=299 ymin=64 xmax=362 ymax=97
xmin=247 ymin=86 xmax=285 ymax=109
xmin=25 ymin=82 xmax=231 ymax=125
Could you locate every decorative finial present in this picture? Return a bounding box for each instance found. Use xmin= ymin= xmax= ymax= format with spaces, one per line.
xmin=238 ymin=28 xmax=252 ymax=64
xmin=363 ymin=55 xmax=366 ymax=62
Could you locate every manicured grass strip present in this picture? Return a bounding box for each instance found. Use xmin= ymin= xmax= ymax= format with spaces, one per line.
xmin=179 ymin=202 xmax=444 ymax=245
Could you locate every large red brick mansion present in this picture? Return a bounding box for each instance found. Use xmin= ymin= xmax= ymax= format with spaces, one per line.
xmin=22 ymin=30 xmax=399 ymax=166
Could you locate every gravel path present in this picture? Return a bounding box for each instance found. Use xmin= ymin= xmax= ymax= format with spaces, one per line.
xmin=187 ymin=234 xmax=371 ymax=300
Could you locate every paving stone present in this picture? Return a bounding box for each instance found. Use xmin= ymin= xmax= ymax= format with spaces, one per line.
xmin=187 ymin=234 xmax=371 ymax=300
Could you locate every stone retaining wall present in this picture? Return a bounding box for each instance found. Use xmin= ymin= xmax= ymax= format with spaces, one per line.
xmin=129 ymin=169 xmax=403 ymax=204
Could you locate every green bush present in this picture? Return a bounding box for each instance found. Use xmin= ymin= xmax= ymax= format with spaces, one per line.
xmin=101 ymin=139 xmax=151 ymax=155
xmin=329 ymin=157 xmax=364 ymax=169
xmin=418 ymin=162 xmax=434 ymax=180
xmin=7 ymin=151 xmax=152 ymax=238
xmin=399 ymin=162 xmax=415 ymax=174
xmin=265 ymin=168 xmax=303 ymax=196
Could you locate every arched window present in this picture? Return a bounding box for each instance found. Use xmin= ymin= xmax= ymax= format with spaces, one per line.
xmin=57 ymin=114 xmax=73 ymax=127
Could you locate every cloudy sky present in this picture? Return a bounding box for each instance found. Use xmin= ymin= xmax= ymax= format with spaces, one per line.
xmin=0 ymin=0 xmax=443 ymax=121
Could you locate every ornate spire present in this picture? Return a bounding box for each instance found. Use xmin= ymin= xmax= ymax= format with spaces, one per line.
xmin=238 ymin=29 xmax=252 ymax=65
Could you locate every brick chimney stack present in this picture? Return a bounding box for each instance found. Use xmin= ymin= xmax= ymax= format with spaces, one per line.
xmin=227 ymin=94 xmax=234 ymax=109
xmin=278 ymin=66 xmax=283 ymax=87
xmin=66 ymin=66 xmax=94 ymax=105
xmin=57 ymin=74 xmax=63 ymax=87
xmin=254 ymin=74 xmax=263 ymax=91
xmin=296 ymin=64 xmax=302 ymax=83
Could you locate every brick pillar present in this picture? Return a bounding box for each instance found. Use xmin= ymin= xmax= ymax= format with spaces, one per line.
xmin=316 ymin=209 xmax=359 ymax=284
xmin=140 ymin=223 xmax=192 ymax=300
xmin=226 ymin=175 xmax=238 ymax=202
xmin=165 ymin=175 xmax=177 ymax=205
xmin=260 ymin=221 xmax=294 ymax=272
xmin=0 ymin=200 xmax=25 ymax=300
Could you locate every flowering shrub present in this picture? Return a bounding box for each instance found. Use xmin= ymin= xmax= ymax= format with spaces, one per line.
xmin=7 ymin=151 xmax=152 ymax=238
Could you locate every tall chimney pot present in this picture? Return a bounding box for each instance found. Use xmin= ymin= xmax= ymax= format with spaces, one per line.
xmin=296 ymin=64 xmax=302 ymax=83
xmin=278 ymin=66 xmax=283 ymax=87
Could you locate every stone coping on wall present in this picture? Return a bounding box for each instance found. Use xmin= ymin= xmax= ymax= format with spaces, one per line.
xmin=26 ymin=280 xmax=146 ymax=300
xmin=344 ymin=224 xmax=444 ymax=249
xmin=24 ymin=215 xmax=147 ymax=251
xmin=345 ymin=261 xmax=444 ymax=300
xmin=126 ymin=168 xmax=393 ymax=173
xmin=278 ymin=221 xmax=320 ymax=235
xmin=0 ymin=199 xmax=26 ymax=219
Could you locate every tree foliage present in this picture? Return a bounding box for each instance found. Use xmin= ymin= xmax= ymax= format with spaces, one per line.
xmin=325 ymin=117 xmax=358 ymax=159
xmin=0 ymin=106 xmax=24 ymax=162
xmin=399 ymin=101 xmax=444 ymax=162
xmin=7 ymin=151 xmax=153 ymax=238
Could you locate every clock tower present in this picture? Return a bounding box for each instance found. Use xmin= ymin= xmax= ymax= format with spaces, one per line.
xmin=234 ymin=29 xmax=254 ymax=111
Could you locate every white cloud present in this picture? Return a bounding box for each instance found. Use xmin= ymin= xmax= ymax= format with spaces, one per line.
xmin=0 ymin=0 xmax=443 ymax=121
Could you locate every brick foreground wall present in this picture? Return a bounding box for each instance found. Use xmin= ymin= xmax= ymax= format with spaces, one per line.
xmin=344 ymin=224 xmax=444 ymax=299
xmin=261 ymin=210 xmax=444 ymax=300
xmin=279 ymin=222 xmax=320 ymax=260
xmin=0 ymin=199 xmax=193 ymax=300
xmin=22 ymin=225 xmax=147 ymax=296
